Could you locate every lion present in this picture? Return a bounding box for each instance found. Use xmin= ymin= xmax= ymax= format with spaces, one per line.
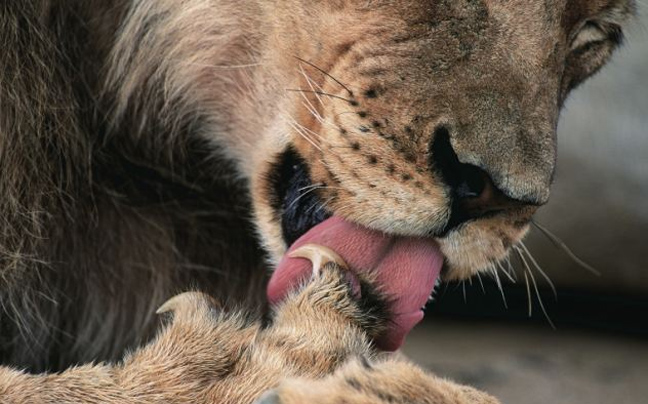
xmin=0 ymin=0 xmax=635 ymax=401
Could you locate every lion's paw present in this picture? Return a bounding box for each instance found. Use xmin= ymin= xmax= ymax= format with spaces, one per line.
xmin=271 ymin=244 xmax=389 ymax=340
xmin=255 ymin=359 xmax=500 ymax=404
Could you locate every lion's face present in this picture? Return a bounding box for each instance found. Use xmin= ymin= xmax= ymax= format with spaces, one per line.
xmin=248 ymin=0 xmax=634 ymax=280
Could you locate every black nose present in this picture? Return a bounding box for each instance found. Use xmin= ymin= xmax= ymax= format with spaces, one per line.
xmin=430 ymin=126 xmax=525 ymax=231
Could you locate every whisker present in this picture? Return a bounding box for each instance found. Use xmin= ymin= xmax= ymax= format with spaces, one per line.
xmin=516 ymin=247 xmax=534 ymax=316
xmin=523 ymin=270 xmax=533 ymax=317
xmin=293 ymin=121 xmax=326 ymax=142
xmin=531 ymin=220 xmax=601 ymax=276
xmin=298 ymin=66 xmax=325 ymax=107
xmin=527 ymin=264 xmax=556 ymax=329
xmin=462 ymin=281 xmax=467 ymax=303
xmin=506 ymin=256 xmax=515 ymax=275
xmin=498 ymin=261 xmax=517 ymax=283
xmin=294 ymin=56 xmax=354 ymax=95
xmin=297 ymin=183 xmax=326 ymax=194
xmin=171 ymin=60 xmax=262 ymax=69
xmin=288 ymin=121 xmax=323 ymax=152
xmin=313 ymin=196 xmax=336 ymax=215
xmin=286 ymin=186 xmax=324 ymax=210
xmin=491 ymin=265 xmax=508 ymax=309
xmin=520 ymin=242 xmax=558 ymax=299
xmin=301 ymin=66 xmax=327 ymax=94
xmin=300 ymin=97 xmax=327 ymax=126
xmin=286 ymin=89 xmax=355 ymax=104
xmin=476 ymin=271 xmax=486 ymax=294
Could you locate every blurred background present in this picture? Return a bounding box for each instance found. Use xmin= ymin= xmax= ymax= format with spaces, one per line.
xmin=406 ymin=9 xmax=648 ymax=404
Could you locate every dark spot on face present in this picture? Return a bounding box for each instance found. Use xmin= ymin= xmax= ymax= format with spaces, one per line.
xmin=368 ymin=155 xmax=378 ymax=164
xmin=402 ymin=174 xmax=412 ymax=181
xmin=372 ymin=120 xmax=381 ymax=128
xmin=351 ymin=142 xmax=361 ymax=151
xmin=350 ymin=100 xmax=359 ymax=107
xmin=340 ymin=128 xmax=348 ymax=135
xmin=364 ymin=89 xmax=378 ymax=98
xmin=346 ymin=377 xmax=362 ymax=391
xmin=405 ymin=126 xmax=413 ymax=134
xmin=387 ymin=165 xmax=395 ymax=174
xmin=376 ymin=391 xmax=399 ymax=403
xmin=359 ymin=126 xmax=370 ymax=133
xmin=358 ymin=111 xmax=368 ymax=118
xmin=338 ymin=42 xmax=353 ymax=54
xmin=415 ymin=181 xmax=424 ymax=188
xmin=406 ymin=153 xmax=416 ymax=163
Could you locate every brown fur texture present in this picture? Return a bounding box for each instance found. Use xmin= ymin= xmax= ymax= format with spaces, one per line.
xmin=0 ymin=0 xmax=635 ymax=396
xmin=0 ymin=248 xmax=498 ymax=403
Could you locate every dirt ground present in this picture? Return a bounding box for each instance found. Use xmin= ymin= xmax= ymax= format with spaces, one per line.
xmin=404 ymin=320 xmax=648 ymax=404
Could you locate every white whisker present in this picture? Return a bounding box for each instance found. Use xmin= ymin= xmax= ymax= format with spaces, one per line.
xmin=287 ymin=120 xmax=323 ymax=152
xmin=527 ymin=263 xmax=556 ymax=329
xmin=523 ymin=270 xmax=533 ymax=317
xmin=532 ymin=220 xmax=601 ymax=276
xmin=286 ymin=186 xmax=328 ymax=210
xmin=299 ymin=65 xmax=325 ymax=107
xmin=491 ymin=265 xmax=508 ymax=309
xmin=476 ymin=271 xmax=486 ymax=294
xmin=462 ymin=281 xmax=467 ymax=303
xmin=516 ymin=247 xmax=533 ymax=317
xmin=498 ymin=261 xmax=517 ymax=283
xmin=520 ymin=242 xmax=557 ymax=299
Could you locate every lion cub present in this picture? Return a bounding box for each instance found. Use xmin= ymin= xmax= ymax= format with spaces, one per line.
xmin=0 ymin=245 xmax=497 ymax=404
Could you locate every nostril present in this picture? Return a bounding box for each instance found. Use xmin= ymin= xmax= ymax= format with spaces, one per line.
xmin=430 ymin=125 xmax=487 ymax=201
xmin=455 ymin=164 xmax=487 ymax=199
xmin=430 ymin=124 xmax=516 ymax=232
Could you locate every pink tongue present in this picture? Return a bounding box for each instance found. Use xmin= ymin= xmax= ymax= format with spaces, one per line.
xmin=267 ymin=216 xmax=443 ymax=351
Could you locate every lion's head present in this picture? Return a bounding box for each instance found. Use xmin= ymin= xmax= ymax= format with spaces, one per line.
xmin=109 ymin=0 xmax=634 ymax=280
xmin=242 ymin=0 xmax=635 ymax=281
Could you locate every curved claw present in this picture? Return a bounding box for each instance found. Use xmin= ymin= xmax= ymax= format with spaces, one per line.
xmin=156 ymin=291 xmax=220 ymax=318
xmin=289 ymin=243 xmax=348 ymax=276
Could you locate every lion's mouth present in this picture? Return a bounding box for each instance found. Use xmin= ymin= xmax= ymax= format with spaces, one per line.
xmin=272 ymin=147 xmax=331 ymax=246
xmin=268 ymin=148 xmax=445 ymax=351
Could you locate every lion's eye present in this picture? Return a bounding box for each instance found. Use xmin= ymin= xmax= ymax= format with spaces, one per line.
xmin=570 ymin=21 xmax=609 ymax=51
xmin=562 ymin=20 xmax=624 ymax=95
xmin=569 ymin=20 xmax=624 ymax=53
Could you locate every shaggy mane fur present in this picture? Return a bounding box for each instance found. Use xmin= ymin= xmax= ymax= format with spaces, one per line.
xmin=0 ymin=1 xmax=264 ymax=372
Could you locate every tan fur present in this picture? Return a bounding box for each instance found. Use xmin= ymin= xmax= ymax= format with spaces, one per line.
xmin=0 ymin=0 xmax=635 ymax=400
xmin=0 ymin=248 xmax=498 ymax=404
